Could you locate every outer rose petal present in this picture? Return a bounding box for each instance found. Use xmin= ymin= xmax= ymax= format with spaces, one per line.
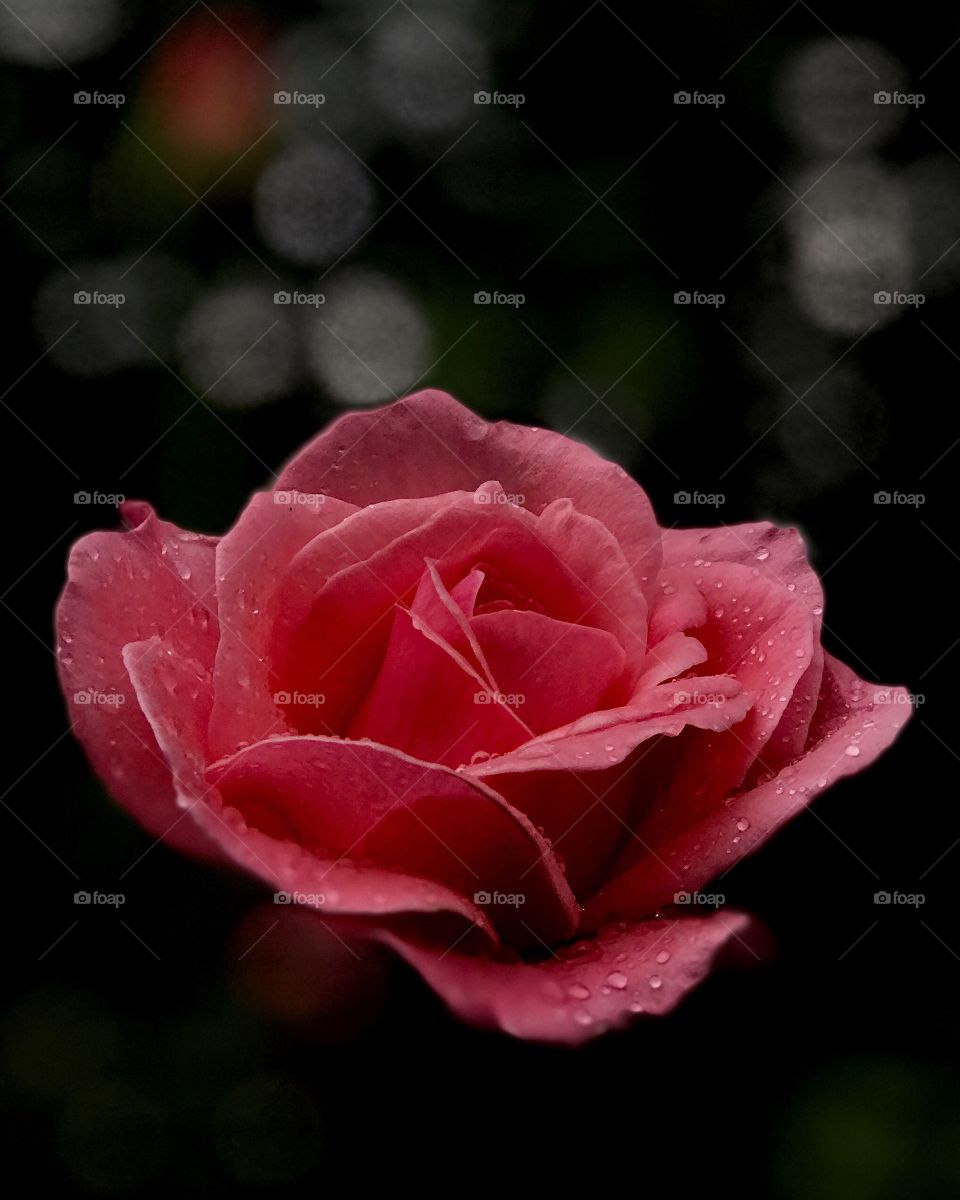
xmin=55 ymin=503 xmax=220 ymax=858
xmin=124 ymin=636 xmax=498 ymax=942
xmin=374 ymin=911 xmax=763 ymax=1044
xmin=275 ymin=389 xmax=662 ymax=608
xmin=663 ymin=522 xmax=825 ymax=770
xmin=585 ymin=653 xmax=912 ymax=925
xmin=206 ymin=735 xmax=580 ymax=947
xmin=640 ymin=558 xmax=816 ymax=810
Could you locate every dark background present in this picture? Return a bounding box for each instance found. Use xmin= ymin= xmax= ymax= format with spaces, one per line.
xmin=1 ymin=1 xmax=955 ymax=1194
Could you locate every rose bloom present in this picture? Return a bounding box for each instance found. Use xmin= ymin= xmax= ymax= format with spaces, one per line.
xmin=56 ymin=391 xmax=910 ymax=1042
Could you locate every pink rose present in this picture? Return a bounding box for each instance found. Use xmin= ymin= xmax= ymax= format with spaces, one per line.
xmin=56 ymin=390 xmax=910 ymax=1042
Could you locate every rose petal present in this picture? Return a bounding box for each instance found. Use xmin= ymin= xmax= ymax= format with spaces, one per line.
xmin=374 ymin=911 xmax=763 ymax=1044
xmin=205 ymin=735 xmax=580 ymax=947
xmin=470 ymin=608 xmax=627 ymax=733
xmin=271 ymin=490 xmax=640 ymax=734
xmin=208 ymin=490 xmax=357 ymax=758
xmin=635 ymin=630 xmax=708 ymax=689
xmin=347 ymin=569 xmax=530 ymax=766
xmin=467 ymin=675 xmax=750 ymax=777
xmin=55 ymin=504 xmax=219 ymax=857
xmin=646 ymin=566 xmax=708 ymax=646
xmin=124 ymin=636 xmax=496 ymax=941
xmin=585 ymin=653 xmax=912 ymax=924
xmin=275 ymin=389 xmax=662 ymax=607
xmin=664 ymin=522 xmax=825 ymax=769
xmin=465 ymin=677 xmax=750 ymax=900
xmin=536 ymin=498 xmax=648 ymax=667
xmin=644 ymin=559 xmax=817 ymax=810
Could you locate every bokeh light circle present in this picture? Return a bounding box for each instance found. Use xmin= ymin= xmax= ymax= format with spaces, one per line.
xmin=304 ymin=266 xmax=434 ymax=406
xmin=177 ymin=281 xmax=299 ymax=408
xmin=254 ymin=142 xmax=376 ymax=267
